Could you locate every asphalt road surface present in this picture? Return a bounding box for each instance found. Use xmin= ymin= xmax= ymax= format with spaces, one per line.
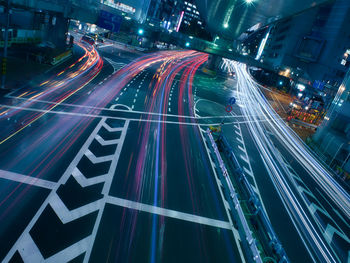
xmin=0 ymin=41 xmax=242 ymax=263
xmin=0 ymin=40 xmax=348 ymax=263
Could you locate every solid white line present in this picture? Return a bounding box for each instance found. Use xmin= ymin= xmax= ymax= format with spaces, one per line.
xmin=4 ymin=97 xmax=270 ymax=120
xmin=106 ymin=196 xmax=231 ymax=229
xmin=0 ymin=169 xmax=56 ymax=189
xmin=46 ymin=236 xmax=92 ymax=263
xmin=0 ymin=104 xmax=272 ymax=127
xmin=18 ymin=234 xmax=44 ymax=262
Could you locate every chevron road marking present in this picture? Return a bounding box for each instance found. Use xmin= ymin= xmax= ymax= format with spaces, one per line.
xmin=72 ymin=167 xmax=107 ymax=188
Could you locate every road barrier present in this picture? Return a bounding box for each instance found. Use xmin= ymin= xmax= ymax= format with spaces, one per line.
xmin=206 ymin=129 xmax=262 ymax=263
xmin=217 ymin=134 xmax=289 ymax=263
xmin=51 ymin=49 xmax=72 ymax=65
xmin=290 ymin=118 xmax=317 ymax=129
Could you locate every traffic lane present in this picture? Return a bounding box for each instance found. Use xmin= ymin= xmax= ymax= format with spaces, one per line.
xmin=229 ymin=122 xmax=314 ymax=263
xmin=115 ymin=69 xmax=152 ymax=110
xmin=0 ymin=67 xmax=113 ymax=178
xmin=108 ymin=119 xmax=228 ymax=221
xmin=0 ymin=112 xmax=100 ymax=181
xmin=97 ymin=43 xmax=141 ymax=63
xmin=193 ymin=93 xmax=312 ymax=262
xmin=0 ymin=179 xmax=51 ymax=261
xmin=270 ymin=134 xmax=350 ymax=262
xmin=90 ymin=204 xmax=239 ymax=263
xmin=234 ymin=63 xmax=347 ymax=262
xmin=0 ymin=44 xmax=104 ymax=142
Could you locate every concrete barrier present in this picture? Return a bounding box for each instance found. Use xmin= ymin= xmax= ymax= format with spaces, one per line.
xmin=51 ymin=49 xmax=72 ymax=65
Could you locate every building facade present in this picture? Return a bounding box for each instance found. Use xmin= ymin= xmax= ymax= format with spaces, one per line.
xmin=313 ymin=69 xmax=350 ymax=179
xmin=261 ymin=0 xmax=350 ymax=96
xmin=100 ymin=0 xmax=151 ymax=23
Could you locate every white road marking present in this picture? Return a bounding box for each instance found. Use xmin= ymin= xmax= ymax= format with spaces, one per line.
xmin=50 ymin=193 xmax=103 ymax=224
xmin=0 ymin=170 xmax=56 ymax=189
xmin=18 ymin=234 xmax=44 ymax=262
xmin=72 ymin=168 xmax=106 ymax=188
xmin=106 ymin=196 xmax=231 ymax=229
xmin=85 ymin=149 xmax=114 ymax=163
xmin=237 ymin=144 xmax=246 ymax=153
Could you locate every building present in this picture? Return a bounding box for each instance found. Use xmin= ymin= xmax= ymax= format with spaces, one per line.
xmin=260 ymin=0 xmax=350 ymax=98
xmin=146 ymin=0 xmax=211 ymax=40
xmin=313 ymin=69 xmax=350 ymax=180
xmin=100 ymin=0 xmax=151 ymax=23
xmin=177 ymin=0 xmax=210 ymax=40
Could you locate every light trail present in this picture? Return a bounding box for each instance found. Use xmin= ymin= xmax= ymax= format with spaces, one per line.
xmin=231 ymin=61 xmax=349 ymax=262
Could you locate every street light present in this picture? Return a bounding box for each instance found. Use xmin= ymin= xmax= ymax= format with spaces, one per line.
xmin=185 ymin=42 xmax=190 ymax=47
xmin=223 ymin=23 xmax=229 ymax=28
xmin=138 ymin=29 xmax=144 ymax=35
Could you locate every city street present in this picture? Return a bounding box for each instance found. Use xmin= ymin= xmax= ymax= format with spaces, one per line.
xmin=0 ymin=42 xmax=242 ymax=262
xmin=1 ymin=0 xmax=350 ymax=262
xmin=0 ymin=40 xmax=349 ymax=263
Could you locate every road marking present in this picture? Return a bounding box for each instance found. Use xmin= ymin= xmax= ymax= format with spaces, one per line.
xmin=95 ymin=134 xmax=120 ymax=146
xmin=106 ymin=196 xmax=231 ymax=229
xmin=243 ymin=166 xmax=254 ymax=177
xmin=240 ymin=154 xmax=249 ymax=164
xmin=0 ymin=169 xmax=56 ymax=189
xmin=4 ymin=97 xmax=270 ymax=120
xmin=0 ymin=70 xmax=101 ymax=145
xmin=85 ymin=149 xmax=114 ymax=163
xmin=0 ymin=103 xmax=272 ymax=127
xmin=50 ymin=193 xmax=103 ymax=224
xmin=72 ymin=168 xmax=106 ymax=188
xmin=18 ymin=234 xmax=44 ymax=262
xmin=237 ymin=144 xmax=246 ymax=153
xmin=236 ymin=136 xmax=244 ymax=145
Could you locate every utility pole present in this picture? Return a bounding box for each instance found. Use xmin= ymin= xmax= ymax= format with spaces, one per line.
xmin=1 ymin=0 xmax=10 ymax=89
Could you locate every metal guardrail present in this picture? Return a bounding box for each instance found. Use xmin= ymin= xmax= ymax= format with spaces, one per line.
xmin=290 ymin=118 xmax=317 ymax=129
xmin=217 ymin=134 xmax=289 ymax=263
xmin=206 ymin=129 xmax=262 ymax=263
